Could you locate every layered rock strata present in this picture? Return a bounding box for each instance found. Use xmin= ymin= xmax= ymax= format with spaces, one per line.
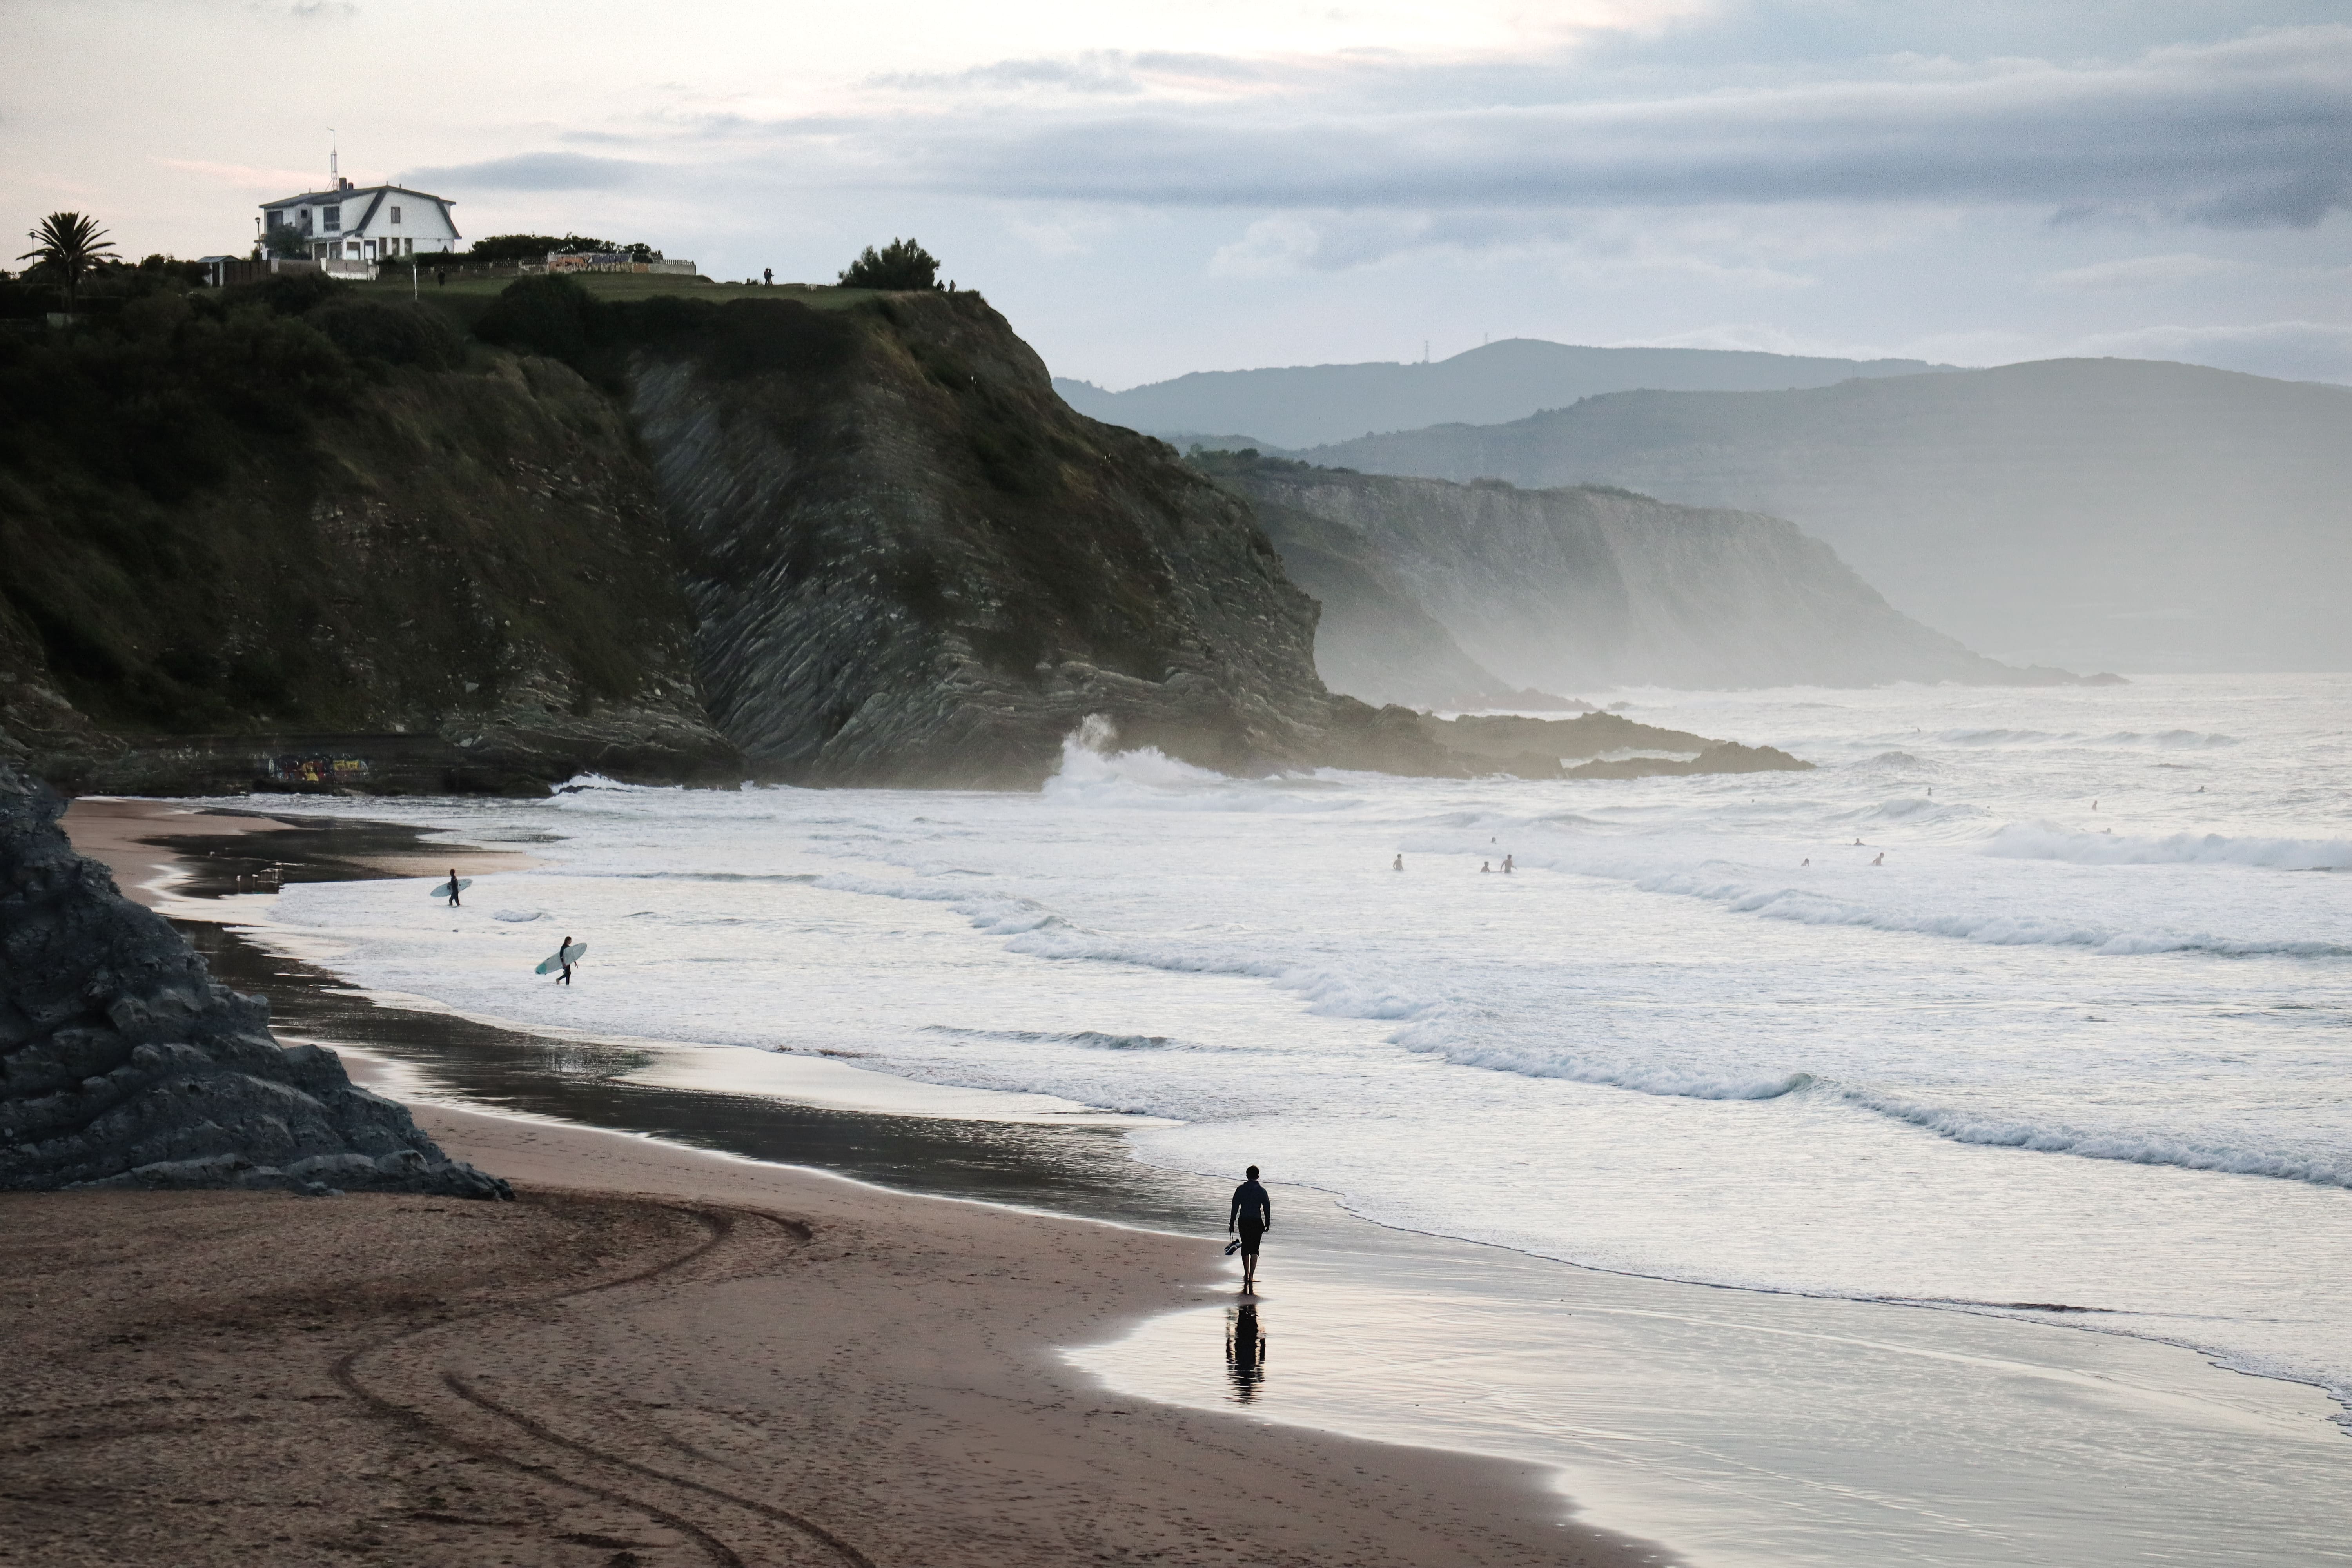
xmin=632 ymin=291 xmax=1439 ymax=786
xmin=1210 ymin=455 xmax=2069 ymax=693
xmin=0 ymin=762 xmax=507 ymax=1197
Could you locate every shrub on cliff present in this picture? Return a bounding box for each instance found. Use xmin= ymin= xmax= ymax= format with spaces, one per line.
xmin=309 ymin=298 xmax=468 ymax=371
xmin=839 ymin=238 xmax=942 ymax=291
xmin=472 ymin=273 xmax=605 ymax=365
xmin=471 ymin=277 xmax=859 ymax=385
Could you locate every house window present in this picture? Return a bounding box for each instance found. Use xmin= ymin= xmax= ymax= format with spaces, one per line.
xmin=298 ymin=209 xmax=312 ymax=233
xmin=390 ymin=205 xmax=401 ymax=224
xmin=323 ymin=205 xmax=341 ymax=232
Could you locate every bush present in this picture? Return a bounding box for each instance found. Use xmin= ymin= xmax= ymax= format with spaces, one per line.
xmin=243 ymin=270 xmax=345 ymax=317
xmin=839 ymin=238 xmax=941 ymax=291
xmin=307 ymin=299 xmax=468 ymax=370
xmin=468 ymin=278 xmax=860 ymax=384
xmin=471 ymin=273 xmax=602 ymax=364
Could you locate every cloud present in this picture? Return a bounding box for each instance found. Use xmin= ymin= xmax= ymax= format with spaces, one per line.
xmin=2040 ymin=253 xmax=2241 ymax=290
xmin=407 ymin=152 xmax=647 ymax=192
xmin=158 ymin=157 xmax=323 ymax=192
xmin=1205 ymin=205 xmax=1838 ymax=279
xmin=724 ymin=24 xmax=2352 ymax=230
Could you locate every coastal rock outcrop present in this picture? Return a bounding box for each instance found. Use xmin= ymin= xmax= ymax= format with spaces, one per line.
xmin=628 ymin=290 xmax=1386 ymax=786
xmin=1203 ymin=453 xmax=2076 ymax=694
xmin=0 ymin=761 xmax=508 ymax=1197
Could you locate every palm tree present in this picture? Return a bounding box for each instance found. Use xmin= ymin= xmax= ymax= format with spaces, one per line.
xmin=18 ymin=212 xmax=118 ymax=315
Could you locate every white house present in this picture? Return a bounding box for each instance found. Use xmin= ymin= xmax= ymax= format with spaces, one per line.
xmin=259 ymin=178 xmax=460 ymax=270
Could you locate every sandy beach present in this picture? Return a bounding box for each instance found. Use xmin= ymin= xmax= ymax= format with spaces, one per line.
xmin=7 ymin=800 xmax=1668 ymax=1568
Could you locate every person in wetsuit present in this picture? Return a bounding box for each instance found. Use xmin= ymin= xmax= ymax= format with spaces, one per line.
xmin=447 ymin=868 xmax=462 ymax=907
xmin=1229 ymin=1165 xmax=1272 ymax=1294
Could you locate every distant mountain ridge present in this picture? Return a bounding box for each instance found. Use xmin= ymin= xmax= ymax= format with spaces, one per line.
xmin=1054 ymin=338 xmax=1954 ymax=451
xmin=1283 ymin=358 xmax=2352 ymax=673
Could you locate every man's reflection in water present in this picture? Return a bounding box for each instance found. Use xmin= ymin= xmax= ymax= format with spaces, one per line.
xmin=1225 ymin=1301 xmax=1267 ymax=1402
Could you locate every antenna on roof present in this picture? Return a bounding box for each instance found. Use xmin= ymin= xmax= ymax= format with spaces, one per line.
xmin=328 ymin=127 xmax=338 ymax=185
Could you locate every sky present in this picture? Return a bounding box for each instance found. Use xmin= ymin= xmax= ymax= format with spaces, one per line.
xmin=5 ymin=0 xmax=2349 ymax=388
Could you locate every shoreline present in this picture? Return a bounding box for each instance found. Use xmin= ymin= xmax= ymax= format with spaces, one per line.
xmin=51 ymin=797 xmax=2352 ymax=1567
xmin=40 ymin=797 xmax=1675 ymax=1568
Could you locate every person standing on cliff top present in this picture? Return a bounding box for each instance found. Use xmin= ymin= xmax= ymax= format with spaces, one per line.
xmin=1229 ymin=1165 xmax=1272 ymax=1295
xmin=447 ymin=868 xmax=461 ymax=908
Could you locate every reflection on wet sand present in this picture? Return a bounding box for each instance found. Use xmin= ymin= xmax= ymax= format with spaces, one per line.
xmin=1225 ymin=1301 xmax=1266 ymax=1402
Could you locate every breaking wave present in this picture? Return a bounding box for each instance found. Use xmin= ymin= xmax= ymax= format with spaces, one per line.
xmin=1835 ymin=1086 xmax=2352 ymax=1188
xmin=1982 ymin=824 xmax=2352 ymax=871
xmin=1632 ymin=866 xmax=2352 ymax=958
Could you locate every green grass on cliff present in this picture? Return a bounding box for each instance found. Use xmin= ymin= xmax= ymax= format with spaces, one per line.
xmin=0 ymin=272 xmax=702 ymax=743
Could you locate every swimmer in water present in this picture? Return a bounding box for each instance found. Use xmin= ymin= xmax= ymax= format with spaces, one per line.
xmin=1481 ymin=861 xmax=1492 ymax=873
xmin=1393 ymin=854 xmax=1404 ymax=872
xmin=1503 ymin=854 xmax=1514 ymax=873
xmin=1802 ymin=858 xmax=1810 ymax=866
xmin=1872 ymin=852 xmax=1884 ymax=866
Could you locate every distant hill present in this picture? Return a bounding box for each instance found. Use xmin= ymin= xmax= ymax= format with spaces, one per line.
xmin=1054 ymin=338 xmax=1953 ymax=451
xmin=1290 ymin=359 xmax=2352 ymax=673
xmin=1199 ymin=454 xmax=2101 ymax=698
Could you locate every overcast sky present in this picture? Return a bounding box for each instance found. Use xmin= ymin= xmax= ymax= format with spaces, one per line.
xmin=7 ymin=0 xmax=2348 ymax=387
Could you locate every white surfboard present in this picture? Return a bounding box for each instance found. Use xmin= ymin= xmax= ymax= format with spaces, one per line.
xmin=535 ymin=940 xmax=588 ymax=975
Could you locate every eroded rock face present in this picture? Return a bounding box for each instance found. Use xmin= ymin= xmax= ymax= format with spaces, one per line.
xmin=0 ymin=763 xmax=507 ymax=1198
xmin=632 ymin=292 xmax=1367 ymax=788
xmin=1210 ymin=456 xmax=2062 ymax=694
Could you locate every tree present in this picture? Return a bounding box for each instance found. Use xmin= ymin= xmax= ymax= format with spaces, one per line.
xmin=838 ymin=238 xmax=941 ymax=291
xmin=260 ymin=222 xmax=310 ymax=260
xmin=18 ymin=212 xmax=117 ymax=314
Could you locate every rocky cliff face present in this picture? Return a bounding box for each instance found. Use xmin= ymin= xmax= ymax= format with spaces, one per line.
xmin=0 ymin=286 xmax=735 ymax=793
xmin=1208 ymin=456 xmax=2080 ymax=693
xmin=628 ymin=291 xmax=1391 ymax=786
xmin=0 ymin=761 xmax=506 ymax=1196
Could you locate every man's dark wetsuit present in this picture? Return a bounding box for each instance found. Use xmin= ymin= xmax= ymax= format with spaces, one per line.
xmin=1229 ymin=1178 xmax=1271 ymax=1256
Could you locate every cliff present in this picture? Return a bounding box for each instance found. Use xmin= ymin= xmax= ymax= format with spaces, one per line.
xmin=3 ymin=273 xmax=1816 ymax=789
xmin=1203 ymin=454 xmax=2073 ymax=694
xmin=1237 ymin=490 xmax=1577 ymax=711
xmin=1287 ymin=359 xmax=2352 ymax=673
xmin=0 ymin=760 xmax=506 ymax=1196
xmin=0 ymin=277 xmax=735 ymax=793
xmin=610 ymin=288 xmax=1371 ymax=786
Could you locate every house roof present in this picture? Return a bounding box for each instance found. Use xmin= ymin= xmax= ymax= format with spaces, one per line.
xmin=260 ymin=184 xmax=455 ymax=211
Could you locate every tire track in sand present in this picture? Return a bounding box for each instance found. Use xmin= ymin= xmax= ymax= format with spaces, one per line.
xmin=334 ymin=1196 xmax=874 ymax=1568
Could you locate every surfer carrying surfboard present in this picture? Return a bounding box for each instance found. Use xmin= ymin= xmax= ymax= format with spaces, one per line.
xmin=446 ymin=868 xmax=461 ymax=908
xmin=1229 ymin=1165 xmax=1271 ymax=1295
xmin=558 ymin=936 xmax=574 ymax=985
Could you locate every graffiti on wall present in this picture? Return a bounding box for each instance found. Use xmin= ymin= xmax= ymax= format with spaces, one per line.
xmin=263 ymin=754 xmax=370 ymax=786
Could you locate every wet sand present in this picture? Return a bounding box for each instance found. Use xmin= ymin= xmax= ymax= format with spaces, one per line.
xmin=21 ymin=801 xmax=1671 ymax=1568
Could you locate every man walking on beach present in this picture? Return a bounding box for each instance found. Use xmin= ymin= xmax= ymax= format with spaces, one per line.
xmin=447 ymin=868 xmax=461 ymax=908
xmin=1229 ymin=1165 xmax=1271 ymax=1295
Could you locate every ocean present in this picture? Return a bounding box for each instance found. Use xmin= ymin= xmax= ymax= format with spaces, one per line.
xmin=203 ymin=673 xmax=2352 ymax=1564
